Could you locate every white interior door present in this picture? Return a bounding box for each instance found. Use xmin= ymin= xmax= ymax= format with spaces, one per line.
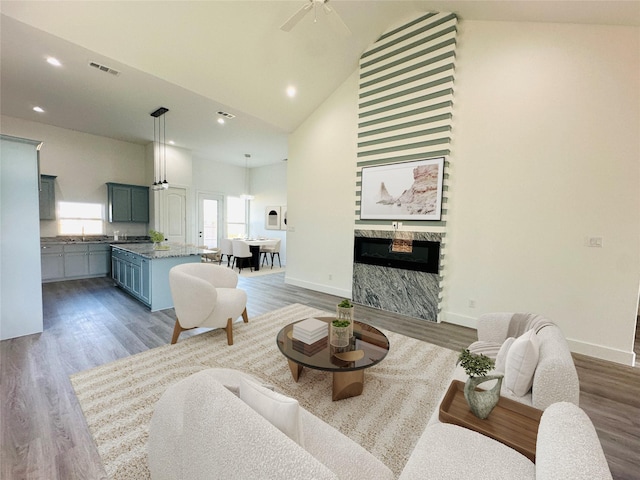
xmin=197 ymin=192 xmax=223 ymax=248
xmin=163 ymin=187 xmax=187 ymax=244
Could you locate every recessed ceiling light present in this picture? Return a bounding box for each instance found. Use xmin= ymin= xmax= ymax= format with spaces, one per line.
xmin=217 ymin=118 xmax=225 ymax=125
xmin=286 ymin=86 xmax=297 ymax=98
xmin=46 ymin=57 xmax=62 ymax=67
xmin=33 ymin=106 xmax=45 ymax=113
xmin=169 ymin=140 xmax=175 ymax=145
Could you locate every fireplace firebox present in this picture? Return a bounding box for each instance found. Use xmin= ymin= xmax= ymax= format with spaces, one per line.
xmin=353 ymin=236 xmax=440 ymax=274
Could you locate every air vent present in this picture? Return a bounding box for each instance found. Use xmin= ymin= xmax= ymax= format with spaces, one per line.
xmin=217 ymin=110 xmax=235 ymax=119
xmin=89 ymin=61 xmax=121 ymax=76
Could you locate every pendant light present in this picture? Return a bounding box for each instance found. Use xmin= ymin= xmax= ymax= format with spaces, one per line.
xmin=240 ymin=153 xmax=254 ymax=200
xmin=150 ymin=107 xmax=169 ymax=190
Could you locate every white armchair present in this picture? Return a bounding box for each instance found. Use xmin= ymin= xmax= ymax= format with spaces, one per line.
xmin=168 ymin=263 xmax=248 ymax=345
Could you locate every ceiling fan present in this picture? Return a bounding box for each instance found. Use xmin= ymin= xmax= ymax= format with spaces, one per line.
xmin=280 ymin=0 xmax=351 ymax=35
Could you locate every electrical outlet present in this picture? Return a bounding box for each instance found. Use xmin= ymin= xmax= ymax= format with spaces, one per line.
xmin=468 ymin=299 xmax=476 ymax=308
xmin=587 ymin=236 xmax=603 ymax=248
xmin=328 ymin=274 xmax=333 ymax=281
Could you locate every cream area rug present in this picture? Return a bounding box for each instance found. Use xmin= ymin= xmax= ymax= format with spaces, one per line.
xmin=238 ymin=265 xmax=285 ymax=277
xmin=70 ymin=303 xmax=458 ymax=479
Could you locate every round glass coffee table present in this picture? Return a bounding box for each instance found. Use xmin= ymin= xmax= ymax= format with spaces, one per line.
xmin=276 ymin=317 xmax=390 ymax=401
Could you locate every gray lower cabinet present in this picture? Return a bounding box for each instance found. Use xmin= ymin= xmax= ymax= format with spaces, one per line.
xmin=89 ymin=244 xmax=111 ymax=275
xmin=41 ymin=244 xmax=64 ymax=281
xmin=140 ymin=257 xmax=151 ymax=303
xmin=64 ymin=244 xmax=90 ymax=278
xmin=41 ymin=243 xmax=111 ymax=282
xmin=111 ymin=248 xmax=151 ymax=307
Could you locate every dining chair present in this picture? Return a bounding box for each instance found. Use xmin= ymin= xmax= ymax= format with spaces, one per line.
xmin=231 ymin=239 xmax=253 ymax=273
xmin=261 ymin=239 xmax=281 ymax=269
xmin=198 ymin=246 xmax=221 ymax=263
xmin=219 ymin=238 xmax=234 ymax=267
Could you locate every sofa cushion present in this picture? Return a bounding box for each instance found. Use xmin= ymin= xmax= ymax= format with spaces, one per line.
xmin=494 ymin=337 xmax=516 ymax=374
xmin=505 ymin=329 xmax=540 ymax=396
xmin=239 ymin=377 xmax=304 ymax=446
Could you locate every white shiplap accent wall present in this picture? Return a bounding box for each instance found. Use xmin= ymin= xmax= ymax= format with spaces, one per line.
xmin=355 ymin=12 xmax=458 ymax=320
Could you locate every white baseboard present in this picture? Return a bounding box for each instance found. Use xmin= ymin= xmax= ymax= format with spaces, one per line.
xmin=285 ymin=276 xmax=351 ymax=299
xmin=441 ymin=311 xmax=478 ymax=330
xmin=567 ymin=339 xmax=636 ymax=366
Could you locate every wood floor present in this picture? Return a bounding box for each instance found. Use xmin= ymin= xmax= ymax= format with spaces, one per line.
xmin=1 ymin=274 xmax=638 ymax=479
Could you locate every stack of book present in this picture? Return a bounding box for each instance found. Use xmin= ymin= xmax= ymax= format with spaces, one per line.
xmin=292 ymin=318 xmax=328 ymax=356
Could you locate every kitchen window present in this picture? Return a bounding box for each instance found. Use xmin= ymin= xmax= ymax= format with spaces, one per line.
xmin=226 ymin=196 xmax=247 ymax=238
xmin=58 ymin=202 xmax=104 ymax=235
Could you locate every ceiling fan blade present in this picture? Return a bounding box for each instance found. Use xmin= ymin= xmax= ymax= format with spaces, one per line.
xmin=280 ymin=2 xmax=313 ymax=32
xmin=323 ymin=2 xmax=352 ymax=36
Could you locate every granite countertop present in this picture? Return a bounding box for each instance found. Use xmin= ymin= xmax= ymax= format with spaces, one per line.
xmin=111 ymin=243 xmax=214 ymax=260
xmin=41 ymin=236 xmax=150 ymax=245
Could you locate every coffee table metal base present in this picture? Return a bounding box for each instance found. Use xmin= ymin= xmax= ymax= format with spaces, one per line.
xmin=287 ymin=360 xmax=364 ymax=401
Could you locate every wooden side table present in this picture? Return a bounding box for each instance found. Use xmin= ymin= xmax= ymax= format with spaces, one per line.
xmin=439 ymin=380 xmax=543 ymax=462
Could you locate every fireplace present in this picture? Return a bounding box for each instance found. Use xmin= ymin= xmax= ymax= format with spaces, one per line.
xmin=353 ymin=236 xmax=440 ymax=274
xmin=352 ymin=230 xmax=442 ymax=322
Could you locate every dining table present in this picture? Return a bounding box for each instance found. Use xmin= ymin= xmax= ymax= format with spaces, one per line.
xmin=241 ymin=238 xmax=278 ymax=271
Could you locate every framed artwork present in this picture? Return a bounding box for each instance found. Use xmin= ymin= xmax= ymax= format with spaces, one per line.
xmin=359 ymin=157 xmax=444 ymax=221
xmin=280 ymin=206 xmax=287 ymax=231
xmin=265 ymin=206 xmax=281 ymax=230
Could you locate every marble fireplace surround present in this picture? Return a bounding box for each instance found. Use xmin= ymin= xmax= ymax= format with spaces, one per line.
xmin=352 ymin=230 xmax=442 ymax=322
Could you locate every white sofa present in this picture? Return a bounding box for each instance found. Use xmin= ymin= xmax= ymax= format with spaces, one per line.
xmin=400 ymin=313 xmax=613 ymax=479
xmin=147 ymin=368 xmax=393 ymax=480
xmin=451 ymin=312 xmax=580 ymax=411
xmin=399 ymin=401 xmax=612 ymax=479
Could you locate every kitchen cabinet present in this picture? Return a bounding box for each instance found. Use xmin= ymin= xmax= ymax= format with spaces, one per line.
xmin=111 ymin=247 xmax=151 ymax=307
xmin=39 ymin=175 xmax=56 ymax=220
xmin=89 ymin=244 xmax=110 ymax=275
xmin=41 ymin=242 xmax=112 ymax=282
xmin=107 ymin=182 xmax=149 ymax=223
xmin=111 ymin=244 xmax=201 ymax=311
xmin=41 ymin=244 xmax=64 ymax=281
xmin=63 ymin=244 xmax=90 ymax=278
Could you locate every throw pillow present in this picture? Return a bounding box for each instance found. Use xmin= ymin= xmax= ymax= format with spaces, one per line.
xmin=239 ymin=377 xmax=305 ymax=447
xmin=494 ymin=337 xmax=516 ymax=374
xmin=505 ymin=329 xmax=540 ymax=396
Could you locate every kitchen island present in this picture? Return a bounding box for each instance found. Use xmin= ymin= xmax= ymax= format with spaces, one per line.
xmin=111 ymin=243 xmax=206 ymax=311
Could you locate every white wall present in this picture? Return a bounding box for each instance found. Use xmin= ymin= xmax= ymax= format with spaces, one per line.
xmin=286 ymin=21 xmax=639 ymax=365
xmin=249 ymin=162 xmax=288 ymax=265
xmin=442 ymin=20 xmax=639 ymax=365
xmin=1 ymin=115 xmax=148 ymax=237
xmin=287 ymin=70 xmax=358 ymax=297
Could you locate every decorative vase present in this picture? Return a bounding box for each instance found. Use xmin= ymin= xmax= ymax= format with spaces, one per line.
xmin=330 ymin=324 xmax=350 ymax=348
xmin=336 ymin=305 xmax=354 ymax=337
xmin=463 ymin=374 xmax=504 ymax=419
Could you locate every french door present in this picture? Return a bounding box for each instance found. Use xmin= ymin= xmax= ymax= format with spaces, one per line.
xmin=197 ymin=193 xmax=223 ymax=248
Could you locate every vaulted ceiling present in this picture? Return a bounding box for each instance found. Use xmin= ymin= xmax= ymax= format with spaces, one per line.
xmin=1 ymin=1 xmax=638 ymax=167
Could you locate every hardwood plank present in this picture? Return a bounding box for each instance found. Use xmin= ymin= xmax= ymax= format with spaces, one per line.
xmin=0 ymin=274 xmax=638 ymax=479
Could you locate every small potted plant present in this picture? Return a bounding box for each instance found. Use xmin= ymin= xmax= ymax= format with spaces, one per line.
xmin=149 ymin=230 xmax=166 ymax=250
xmin=336 ymin=299 xmax=354 ymax=336
xmin=330 ymin=319 xmax=351 ymax=348
xmin=457 ymin=349 xmax=503 ymax=419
